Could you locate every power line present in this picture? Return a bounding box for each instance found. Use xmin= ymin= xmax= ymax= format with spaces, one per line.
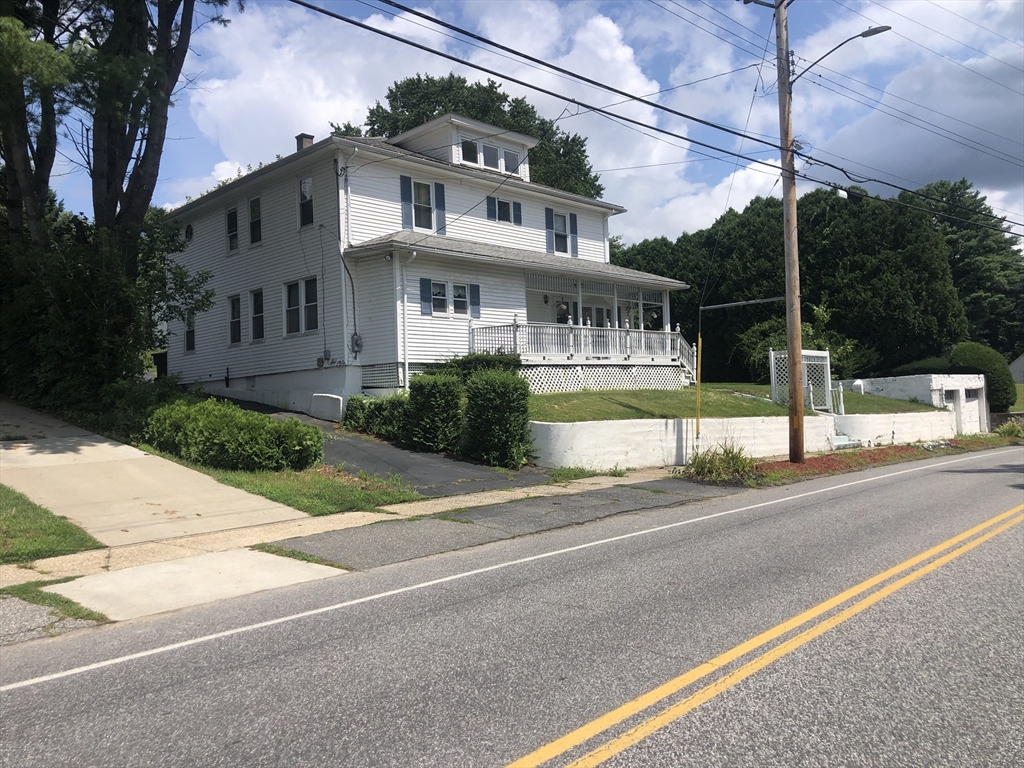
xmin=865 ymin=0 xmax=1023 ymax=72
xmin=833 ymin=0 xmax=1024 ymax=96
xmin=925 ymin=0 xmax=1024 ymax=50
xmin=285 ymin=0 xmax=1024 ymax=232
xmin=653 ymin=0 xmax=776 ymax=61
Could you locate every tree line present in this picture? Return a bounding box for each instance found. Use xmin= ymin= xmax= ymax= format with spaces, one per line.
xmin=613 ymin=180 xmax=1023 ymax=382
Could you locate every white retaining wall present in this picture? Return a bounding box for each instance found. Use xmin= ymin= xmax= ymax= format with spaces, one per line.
xmin=531 ymin=411 xmax=963 ymax=469
xmin=833 ymin=412 xmax=957 ymax=446
xmin=193 ymin=365 xmax=359 ymax=416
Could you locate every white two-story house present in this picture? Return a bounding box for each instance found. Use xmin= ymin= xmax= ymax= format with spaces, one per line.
xmin=166 ymin=114 xmax=693 ymax=415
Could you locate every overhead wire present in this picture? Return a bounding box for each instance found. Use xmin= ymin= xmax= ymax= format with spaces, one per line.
xmin=864 ymin=0 xmax=1023 ymax=72
xmin=285 ymin=0 xmax=1024 ymax=234
xmin=832 ymin=0 xmax=1024 ymax=96
xmin=924 ymin=0 xmax=1024 ymax=49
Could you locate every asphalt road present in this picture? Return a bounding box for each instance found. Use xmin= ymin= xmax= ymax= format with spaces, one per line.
xmin=2 ymin=447 xmax=1022 ymax=768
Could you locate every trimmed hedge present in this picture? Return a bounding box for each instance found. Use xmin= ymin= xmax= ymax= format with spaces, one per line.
xmin=360 ymin=392 xmax=409 ymax=442
xmin=147 ymin=398 xmax=323 ymax=471
xmin=890 ymin=357 xmax=951 ymax=377
xmin=949 ymin=342 xmax=1016 ymax=412
xmin=462 ymin=369 xmax=532 ymax=468
xmin=426 ymin=353 xmax=521 ymax=381
xmin=407 ymin=373 xmax=464 ymax=453
xmin=343 ymin=395 xmax=369 ymax=431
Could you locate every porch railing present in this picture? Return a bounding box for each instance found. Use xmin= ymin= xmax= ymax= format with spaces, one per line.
xmin=470 ymin=321 xmax=695 ymax=374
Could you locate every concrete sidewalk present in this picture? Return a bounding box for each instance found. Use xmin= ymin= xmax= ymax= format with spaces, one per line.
xmin=1 ymin=399 xmax=682 ymax=643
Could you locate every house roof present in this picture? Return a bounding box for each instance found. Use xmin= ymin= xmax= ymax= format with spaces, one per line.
xmin=170 ymin=131 xmax=625 ymax=219
xmin=386 ymin=113 xmax=541 ymax=150
xmin=345 ymin=231 xmax=690 ymax=291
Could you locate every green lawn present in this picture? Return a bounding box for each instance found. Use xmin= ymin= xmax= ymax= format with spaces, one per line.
xmin=529 ymin=384 xmax=941 ymax=422
xmin=135 ymin=447 xmax=424 ymax=515
xmin=1011 ymin=383 xmax=1023 ymax=413
xmin=0 ymin=485 xmax=105 ymax=565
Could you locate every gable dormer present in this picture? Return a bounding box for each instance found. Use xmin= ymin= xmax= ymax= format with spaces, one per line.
xmin=386 ymin=113 xmax=539 ymax=183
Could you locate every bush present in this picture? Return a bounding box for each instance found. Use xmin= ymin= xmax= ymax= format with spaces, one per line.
xmin=890 ymin=356 xmax=952 ymax=377
xmin=949 ymin=342 xmax=1016 ymax=412
xmin=426 ymin=353 xmax=521 ymax=381
xmin=343 ymin=395 xmax=369 ymax=430
xmin=994 ymin=419 xmax=1024 ymax=438
xmin=407 ymin=373 xmax=464 ymax=453
xmin=66 ymin=376 xmax=193 ymax=444
xmin=683 ymin=444 xmax=757 ymax=484
xmin=147 ymin=398 xmax=323 ymax=471
xmin=462 ymin=369 xmax=532 ymax=468
xmin=361 ymin=393 xmax=409 ymax=442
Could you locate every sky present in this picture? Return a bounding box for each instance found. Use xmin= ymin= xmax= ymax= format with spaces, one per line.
xmin=51 ymin=0 xmax=1024 ymax=245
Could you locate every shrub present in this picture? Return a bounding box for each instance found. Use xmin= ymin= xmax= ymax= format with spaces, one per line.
xmin=463 ymin=369 xmax=532 ymax=468
xmin=343 ymin=395 xmax=369 ymax=430
xmin=69 ymin=376 xmax=193 ymax=444
xmin=949 ymin=342 xmax=1016 ymax=412
xmin=994 ymin=419 xmax=1024 ymax=438
xmin=683 ymin=444 xmax=757 ymax=484
xmin=361 ymin=393 xmax=409 ymax=442
xmin=406 ymin=373 xmax=464 ymax=453
xmin=426 ymin=353 xmax=521 ymax=381
xmin=890 ymin=356 xmax=951 ymax=377
xmin=147 ymin=398 xmax=322 ymax=471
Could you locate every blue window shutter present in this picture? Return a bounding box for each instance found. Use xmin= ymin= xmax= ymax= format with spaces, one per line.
xmin=419 ymin=277 xmax=432 ymax=315
xmin=400 ymin=176 xmax=413 ymax=230
xmin=434 ymin=182 xmax=446 ymax=235
xmin=469 ymin=284 xmax=481 ymax=319
xmin=512 ymin=201 xmax=522 ymax=226
xmin=569 ymin=213 xmax=579 ymax=258
xmin=486 ymin=196 xmax=497 ymax=221
xmin=544 ymin=207 xmax=555 ymax=254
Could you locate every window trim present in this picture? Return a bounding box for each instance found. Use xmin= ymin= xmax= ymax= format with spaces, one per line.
xmin=250 ymin=289 xmax=265 ymax=342
xmin=486 ymin=196 xmax=522 ymax=226
xmin=552 ymin=211 xmax=569 ymax=254
xmin=249 ymin=197 xmax=262 ymax=245
xmin=420 ymin=278 xmax=480 ymax=319
xmin=452 ymin=283 xmax=469 ymax=315
xmin=226 ymin=207 xmax=239 ymax=252
xmin=284 ymin=278 xmax=318 ymax=336
xmin=299 ymin=176 xmax=314 ymax=228
xmin=228 ymin=295 xmax=242 ymax=345
xmin=412 ymin=180 xmax=433 ymax=231
xmin=459 ymin=135 xmax=524 ymax=176
xmin=184 ymin=311 xmax=195 ymax=353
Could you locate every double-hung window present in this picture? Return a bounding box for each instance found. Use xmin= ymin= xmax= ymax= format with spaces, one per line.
xmin=299 ymin=177 xmax=313 ymax=227
xmin=229 ymin=296 xmax=242 ymax=344
xmin=486 ymin=196 xmax=522 ymax=226
xmin=251 ymin=289 xmax=264 ymax=341
xmin=413 ymin=182 xmax=433 ymax=230
xmin=420 ymin=278 xmax=480 ymax=318
xmin=482 ymin=144 xmax=500 ymax=170
xmin=461 ymin=137 xmax=522 ymax=176
xmin=285 ymin=278 xmax=318 ymax=335
xmin=249 ymin=198 xmax=262 ymax=244
xmin=227 ymin=207 xmax=239 ymax=251
xmin=400 ymin=176 xmax=446 ymax=235
xmin=185 ymin=311 xmax=195 ymax=352
xmin=545 ymin=208 xmax=578 ymax=257
xmin=461 ymin=139 xmax=478 ymax=164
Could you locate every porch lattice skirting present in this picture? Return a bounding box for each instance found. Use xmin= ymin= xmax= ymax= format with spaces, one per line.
xmin=520 ymin=364 xmax=691 ymax=394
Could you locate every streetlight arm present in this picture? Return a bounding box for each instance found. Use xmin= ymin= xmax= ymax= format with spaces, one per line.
xmin=790 ymin=26 xmax=891 ymax=86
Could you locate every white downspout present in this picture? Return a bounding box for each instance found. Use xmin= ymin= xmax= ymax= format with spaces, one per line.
xmin=402 ymin=250 xmax=418 ymax=391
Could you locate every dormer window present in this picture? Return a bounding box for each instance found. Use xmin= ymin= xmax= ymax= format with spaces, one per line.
xmin=461 ymin=136 xmax=523 ymax=176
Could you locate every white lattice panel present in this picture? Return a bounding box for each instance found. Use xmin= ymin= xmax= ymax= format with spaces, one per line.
xmin=769 ymin=349 xmax=832 ymax=411
xmin=361 ymin=362 xmax=400 ymax=389
xmin=526 ymin=272 xmax=576 ymax=294
xmin=521 ymin=365 xmax=690 ymax=394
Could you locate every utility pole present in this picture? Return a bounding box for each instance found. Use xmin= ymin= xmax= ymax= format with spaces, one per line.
xmin=773 ymin=0 xmax=804 ymax=463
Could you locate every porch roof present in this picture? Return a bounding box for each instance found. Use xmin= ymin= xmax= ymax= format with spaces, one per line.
xmin=345 ymin=231 xmax=691 ymax=291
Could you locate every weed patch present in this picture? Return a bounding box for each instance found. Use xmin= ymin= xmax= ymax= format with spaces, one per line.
xmin=250 ymin=544 xmax=350 ymax=570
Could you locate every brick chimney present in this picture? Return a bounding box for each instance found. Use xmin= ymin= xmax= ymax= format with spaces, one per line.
xmin=295 ymin=133 xmax=314 ymax=152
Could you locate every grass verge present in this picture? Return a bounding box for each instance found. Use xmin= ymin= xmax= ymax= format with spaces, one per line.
xmin=250 ymin=543 xmax=351 ymax=570
xmin=548 ymin=466 xmax=628 ymax=483
xmin=0 ymin=578 xmax=109 ymax=623
xmin=0 ymin=485 xmax=105 ymax=565
xmin=138 ymin=447 xmax=423 ymax=515
xmin=679 ymin=435 xmax=1022 ymax=487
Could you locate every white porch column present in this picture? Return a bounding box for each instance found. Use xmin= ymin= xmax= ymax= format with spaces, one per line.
xmin=612 ymin=284 xmax=619 ymax=328
xmin=576 ymin=277 xmax=583 ymax=326
xmin=662 ymin=290 xmax=670 ymax=332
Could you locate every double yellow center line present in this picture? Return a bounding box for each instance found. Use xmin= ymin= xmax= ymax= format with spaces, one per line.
xmin=508 ymin=503 xmax=1024 ymax=768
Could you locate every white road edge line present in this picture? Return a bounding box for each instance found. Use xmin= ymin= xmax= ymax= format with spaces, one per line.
xmin=2 ymin=447 xmax=1019 ymax=693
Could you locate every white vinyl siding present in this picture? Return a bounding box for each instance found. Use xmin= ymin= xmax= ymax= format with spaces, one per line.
xmin=354 ymin=256 xmax=398 ymax=367
xmin=400 ymin=255 xmax=525 ymax=364
xmin=166 ymin=161 xmax=344 ymax=384
xmin=347 ymin=164 xmax=608 ymax=261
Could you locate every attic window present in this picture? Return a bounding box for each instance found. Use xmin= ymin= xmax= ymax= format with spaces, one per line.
xmin=461 ymin=137 xmax=523 ymax=176
xmin=461 ymin=140 xmax=478 ymax=164
xmin=482 ymin=144 xmax=500 ymax=170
